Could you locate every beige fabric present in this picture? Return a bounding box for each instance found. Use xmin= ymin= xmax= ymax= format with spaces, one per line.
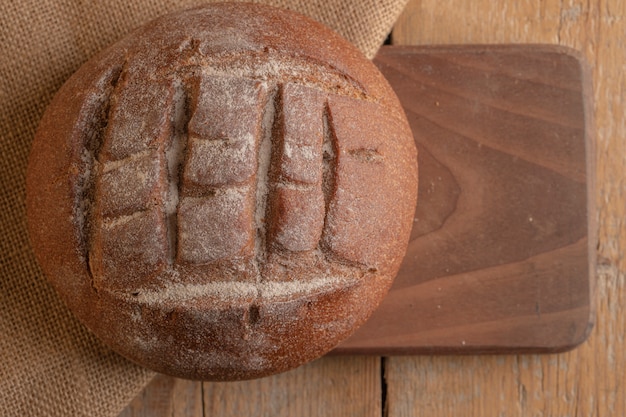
xmin=0 ymin=0 xmax=407 ymax=416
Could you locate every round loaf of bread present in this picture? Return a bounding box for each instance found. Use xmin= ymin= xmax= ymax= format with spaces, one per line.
xmin=26 ymin=3 xmax=418 ymax=380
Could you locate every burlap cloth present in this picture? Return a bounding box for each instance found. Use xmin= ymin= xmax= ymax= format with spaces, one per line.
xmin=0 ymin=1 xmax=408 ymax=415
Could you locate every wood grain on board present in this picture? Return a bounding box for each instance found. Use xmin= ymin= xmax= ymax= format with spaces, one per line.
xmin=335 ymin=44 xmax=595 ymax=354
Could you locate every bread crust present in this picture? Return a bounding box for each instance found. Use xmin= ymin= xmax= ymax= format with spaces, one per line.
xmin=26 ymin=3 xmax=418 ymax=380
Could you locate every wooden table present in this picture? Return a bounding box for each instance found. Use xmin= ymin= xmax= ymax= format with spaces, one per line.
xmin=120 ymin=1 xmax=625 ymax=415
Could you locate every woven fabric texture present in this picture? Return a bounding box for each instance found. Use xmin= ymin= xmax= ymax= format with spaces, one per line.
xmin=0 ymin=0 xmax=407 ymax=416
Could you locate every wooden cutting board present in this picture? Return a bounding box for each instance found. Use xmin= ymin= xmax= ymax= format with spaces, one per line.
xmin=334 ymin=45 xmax=595 ymax=355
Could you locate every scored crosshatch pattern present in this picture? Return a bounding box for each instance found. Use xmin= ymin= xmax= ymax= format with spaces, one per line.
xmin=85 ymin=51 xmax=409 ymax=292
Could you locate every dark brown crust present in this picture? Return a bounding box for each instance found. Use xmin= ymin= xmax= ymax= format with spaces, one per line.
xmin=26 ymin=3 xmax=417 ymax=381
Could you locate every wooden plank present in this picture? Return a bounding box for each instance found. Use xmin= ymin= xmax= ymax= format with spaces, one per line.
xmin=202 ymin=356 xmax=381 ymax=416
xmin=386 ymin=0 xmax=625 ymax=416
xmin=119 ymin=357 xmax=381 ymax=416
xmin=118 ymin=375 xmax=202 ymax=417
xmin=335 ymin=44 xmax=594 ymax=354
